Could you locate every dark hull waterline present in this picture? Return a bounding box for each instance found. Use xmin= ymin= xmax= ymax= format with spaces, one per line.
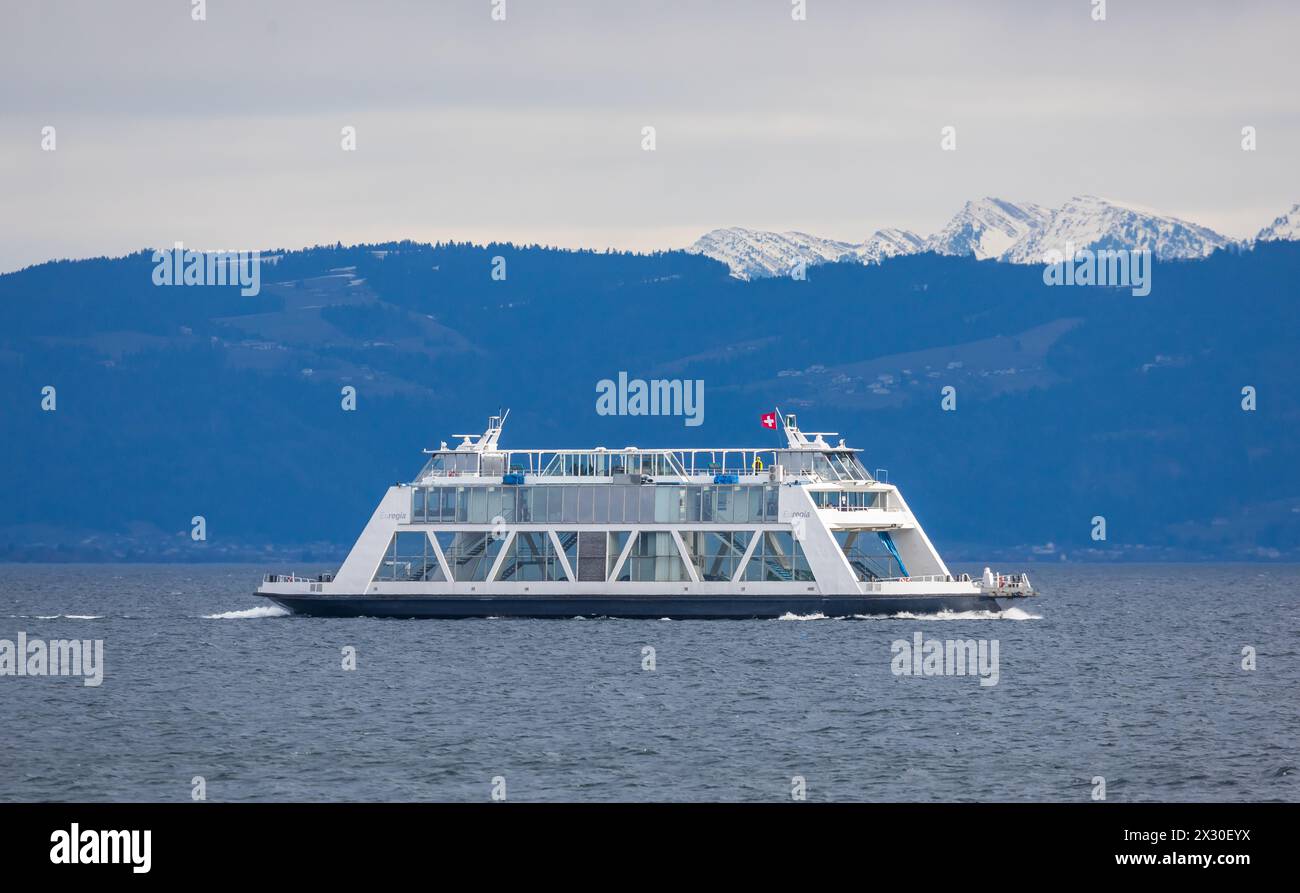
xmin=257 ymin=592 xmax=1008 ymax=619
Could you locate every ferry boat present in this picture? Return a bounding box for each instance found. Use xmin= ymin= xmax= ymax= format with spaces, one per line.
xmin=256 ymin=412 xmax=1035 ymax=618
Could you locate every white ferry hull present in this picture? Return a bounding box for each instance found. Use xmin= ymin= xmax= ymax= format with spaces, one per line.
xmin=257 ymin=591 xmax=1006 ymax=619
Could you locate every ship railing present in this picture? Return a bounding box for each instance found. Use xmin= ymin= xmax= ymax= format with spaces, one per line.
xmin=880 ymin=574 xmax=960 ymax=584
xmin=263 ymin=573 xmax=331 ymax=584
xmin=863 ymin=574 xmax=964 ymax=591
xmin=414 ymin=467 xmax=779 ymax=482
xmin=980 ymin=573 xmax=1032 ymax=590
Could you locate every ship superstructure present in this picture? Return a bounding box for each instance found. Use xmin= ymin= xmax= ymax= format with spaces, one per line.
xmin=257 ymin=412 xmax=1034 ymax=618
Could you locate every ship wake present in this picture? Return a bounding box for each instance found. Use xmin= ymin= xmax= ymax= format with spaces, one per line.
xmin=204 ymin=605 xmax=290 ymax=620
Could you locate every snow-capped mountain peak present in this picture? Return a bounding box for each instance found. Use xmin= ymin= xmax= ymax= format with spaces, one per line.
xmin=1003 ymin=195 xmax=1230 ymax=263
xmin=689 ymin=227 xmax=856 ymax=280
xmin=1256 ymin=202 xmax=1300 ymax=242
xmin=924 ymin=197 xmax=1052 ymax=260
xmin=856 ymin=228 xmax=926 ymax=263
xmin=691 ymin=196 xmax=1293 ymax=278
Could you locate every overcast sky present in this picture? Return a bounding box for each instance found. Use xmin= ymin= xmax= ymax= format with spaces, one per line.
xmin=2 ymin=0 xmax=1297 ymax=272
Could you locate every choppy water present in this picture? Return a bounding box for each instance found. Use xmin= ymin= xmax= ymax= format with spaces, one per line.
xmin=0 ymin=563 xmax=1295 ymax=802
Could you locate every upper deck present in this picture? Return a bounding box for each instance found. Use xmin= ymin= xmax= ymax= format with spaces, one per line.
xmin=413 ymin=412 xmax=880 ymax=487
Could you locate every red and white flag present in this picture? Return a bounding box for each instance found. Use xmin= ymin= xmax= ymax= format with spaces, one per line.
xmin=760 ymin=411 xmax=777 ymax=430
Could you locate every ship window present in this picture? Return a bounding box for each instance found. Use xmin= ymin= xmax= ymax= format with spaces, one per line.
xmin=810 ymin=454 xmax=841 ymax=481
xmin=557 ymin=531 xmax=578 ymax=574
xmin=624 ymin=531 xmax=689 ymax=582
xmin=466 ymin=488 xmax=487 ymax=524
xmin=483 ymin=488 xmax=501 ymax=524
xmin=608 ymin=531 xmax=633 ymax=580
xmin=742 ymin=531 xmax=814 ymax=582
xmin=436 ymin=531 xmax=504 ymax=582
xmin=653 ymin=487 xmax=680 ymax=523
xmin=638 ymin=487 xmax=655 ymax=524
xmin=594 ymin=486 xmax=609 ymax=522
xmin=682 ymin=531 xmax=751 ymax=582
xmin=544 ymin=488 xmax=562 ymax=523
xmin=841 ymin=454 xmax=872 ymax=481
xmin=411 ymin=488 xmax=426 ymax=521
xmin=714 ymin=487 xmax=736 ymax=523
xmin=834 ymin=530 xmax=901 ymax=581
xmin=683 ymin=487 xmax=701 ymax=522
xmin=372 ymin=531 xmax=445 ymax=582
xmin=497 ymin=531 xmax=564 ymax=582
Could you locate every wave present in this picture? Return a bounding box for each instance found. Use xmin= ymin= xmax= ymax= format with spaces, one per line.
xmin=775 ymin=607 xmax=1043 ymax=622
xmin=874 ymin=607 xmax=1042 ymax=621
xmin=203 ymin=605 xmax=290 ymax=620
xmin=34 ymin=614 xmax=105 ymax=620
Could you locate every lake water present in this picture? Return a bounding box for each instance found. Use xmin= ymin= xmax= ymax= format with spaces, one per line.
xmin=0 ymin=563 xmax=1295 ymax=802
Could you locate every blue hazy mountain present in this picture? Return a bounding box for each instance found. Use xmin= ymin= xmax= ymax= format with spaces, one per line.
xmin=1 ymin=240 xmax=1297 ymax=562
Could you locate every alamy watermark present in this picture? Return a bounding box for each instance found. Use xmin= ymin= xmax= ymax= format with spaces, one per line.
xmin=596 ymin=372 xmax=704 ymax=427
xmin=50 ymin=824 xmax=150 ymax=873
xmin=151 ymin=241 xmax=261 ymax=296
xmin=1042 ymin=242 xmax=1151 ymax=297
xmin=0 ymin=633 xmax=104 ymax=686
xmin=891 ymin=632 xmax=999 ymax=687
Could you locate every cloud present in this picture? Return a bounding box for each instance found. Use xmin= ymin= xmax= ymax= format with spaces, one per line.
xmin=2 ymin=0 xmax=1298 ymax=271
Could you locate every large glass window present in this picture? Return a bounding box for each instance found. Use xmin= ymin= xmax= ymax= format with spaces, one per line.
xmin=556 ymin=531 xmax=578 ymax=574
xmin=682 ymin=530 xmax=751 ymax=582
xmin=810 ymin=453 xmax=841 ymax=480
xmin=717 ymin=487 xmax=738 ymax=523
xmin=834 ymin=530 xmax=901 ymax=581
xmin=654 ymin=487 xmax=681 ymax=523
xmin=624 ymin=531 xmax=689 ymax=582
xmin=497 ymin=531 xmax=565 ymax=582
xmin=435 ymin=531 xmax=503 ymax=582
xmin=638 ymin=488 xmax=654 ymax=524
xmin=414 ymin=484 xmax=779 ymax=524
xmin=485 ymin=487 xmax=511 ymax=524
xmin=372 ymin=531 xmax=445 ymax=582
xmin=468 ymin=487 xmax=488 ymax=524
xmin=742 ymin=531 xmax=814 ymax=582
xmin=608 ymin=531 xmax=632 ymax=580
xmin=837 ymin=452 xmax=872 ymax=481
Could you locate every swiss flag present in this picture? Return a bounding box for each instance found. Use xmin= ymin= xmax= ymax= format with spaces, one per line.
xmin=761 ymin=411 xmax=778 ymax=430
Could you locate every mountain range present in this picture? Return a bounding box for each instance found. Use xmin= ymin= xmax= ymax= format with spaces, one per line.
xmin=2 ymin=235 xmax=1298 ymax=563
xmin=691 ymin=196 xmax=1299 ymax=279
